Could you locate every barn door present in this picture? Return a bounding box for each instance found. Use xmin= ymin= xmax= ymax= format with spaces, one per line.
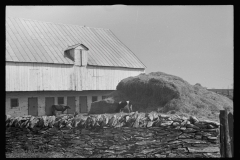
xmin=45 ymin=97 xmax=54 ymax=116
xmin=28 ymin=97 xmax=38 ymax=116
xmin=79 ymin=96 xmax=87 ymax=113
xmin=67 ymin=96 xmax=76 ymax=114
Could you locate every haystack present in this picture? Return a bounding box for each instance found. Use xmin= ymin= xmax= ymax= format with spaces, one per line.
xmin=107 ymin=72 xmax=233 ymax=121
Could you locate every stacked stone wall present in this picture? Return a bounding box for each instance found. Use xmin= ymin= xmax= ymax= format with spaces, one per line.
xmin=6 ymin=112 xmax=220 ymax=158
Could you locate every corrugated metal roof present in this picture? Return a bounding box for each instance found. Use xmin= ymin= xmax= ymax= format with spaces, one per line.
xmin=65 ymin=43 xmax=89 ymax=51
xmin=6 ymin=17 xmax=146 ymax=69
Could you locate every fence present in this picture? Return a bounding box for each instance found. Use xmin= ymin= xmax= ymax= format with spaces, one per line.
xmin=219 ymin=109 xmax=233 ymax=157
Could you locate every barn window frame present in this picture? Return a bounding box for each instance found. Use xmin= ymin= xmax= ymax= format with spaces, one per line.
xmin=58 ymin=97 xmax=64 ymax=104
xmin=92 ymin=96 xmax=98 ymax=102
xmin=11 ymin=98 xmax=19 ymax=108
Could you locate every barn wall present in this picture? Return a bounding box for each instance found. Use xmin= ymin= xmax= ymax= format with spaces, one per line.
xmin=82 ymin=66 xmax=145 ymax=90
xmin=6 ymin=62 xmax=75 ymax=91
xmin=6 ymin=62 xmax=145 ymax=92
xmin=6 ymin=90 xmax=112 ymax=117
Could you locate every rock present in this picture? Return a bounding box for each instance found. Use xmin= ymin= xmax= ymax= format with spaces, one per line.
xmin=155 ymin=154 xmax=166 ymax=158
xmin=207 ymin=124 xmax=215 ymax=129
xmin=104 ymin=150 xmax=115 ymax=154
xmin=159 ymin=114 xmax=170 ymax=118
xmin=201 ymin=128 xmax=218 ymax=132
xmin=201 ymin=132 xmax=211 ymax=137
xmin=149 ymin=112 xmax=159 ymax=121
xmin=191 ymin=143 xmax=211 ymax=147
xmin=134 ymin=154 xmax=146 ymax=158
xmin=199 ymin=120 xmax=220 ymax=127
xmin=203 ymin=152 xmax=221 ymax=158
xmin=167 ymin=131 xmax=182 ymax=137
xmin=180 ymin=127 xmax=186 ymax=130
xmin=194 ymin=122 xmax=208 ymax=129
xmin=168 ymin=153 xmax=177 ymax=157
xmin=180 ymin=120 xmax=188 ymax=126
xmin=161 ymin=136 xmax=178 ymax=143
xmin=182 ymin=128 xmax=197 ymax=133
xmin=136 ymin=140 xmax=156 ymax=145
xmin=160 ymin=121 xmax=173 ymax=126
xmin=172 ymin=122 xmax=180 ymax=126
xmin=147 ymin=121 xmax=154 ymax=128
xmin=188 ymin=146 xmax=219 ymax=153
xmin=207 ymin=136 xmax=217 ymax=140
xmin=168 ymin=140 xmax=182 ymax=144
xmin=141 ymin=148 xmax=156 ymax=154
xmin=181 ymin=139 xmax=207 ymax=144
xmin=109 ymin=145 xmax=127 ymax=150
xmin=189 ymin=116 xmax=199 ymax=124
xmin=174 ymin=126 xmax=181 ymax=130
xmin=172 ymin=148 xmax=188 ymax=152
xmin=124 ymin=154 xmax=134 ymax=158
xmin=186 ymin=123 xmax=200 ymax=129
xmin=156 ymin=131 xmax=169 ymax=136
xmin=195 ymin=135 xmax=202 ymax=140
xmin=170 ymin=115 xmax=182 ymax=123
xmin=195 ymin=131 xmax=203 ymax=135
xmin=108 ymin=115 xmax=117 ymax=127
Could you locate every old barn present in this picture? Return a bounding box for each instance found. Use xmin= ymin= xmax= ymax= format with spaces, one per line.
xmin=6 ymin=17 xmax=146 ymax=117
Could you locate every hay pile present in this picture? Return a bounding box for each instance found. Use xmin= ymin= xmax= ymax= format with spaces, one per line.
xmin=106 ymin=72 xmax=233 ymax=121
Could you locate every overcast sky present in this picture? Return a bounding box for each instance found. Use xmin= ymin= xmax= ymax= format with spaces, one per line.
xmin=6 ymin=5 xmax=233 ymax=89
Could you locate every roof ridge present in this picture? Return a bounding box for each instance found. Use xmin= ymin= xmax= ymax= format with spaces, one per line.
xmin=6 ymin=16 xmax=111 ymax=30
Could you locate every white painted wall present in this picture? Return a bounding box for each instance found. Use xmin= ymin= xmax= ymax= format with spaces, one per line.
xmin=6 ymin=62 xmax=145 ymax=91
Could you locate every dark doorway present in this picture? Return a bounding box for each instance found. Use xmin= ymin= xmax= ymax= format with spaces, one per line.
xmin=79 ymin=96 xmax=87 ymax=113
xmin=28 ymin=97 xmax=38 ymax=116
xmin=67 ymin=96 xmax=76 ymax=114
xmin=45 ymin=97 xmax=54 ymax=116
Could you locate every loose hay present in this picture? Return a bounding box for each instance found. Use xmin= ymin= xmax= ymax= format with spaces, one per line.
xmin=107 ymin=72 xmax=233 ymax=121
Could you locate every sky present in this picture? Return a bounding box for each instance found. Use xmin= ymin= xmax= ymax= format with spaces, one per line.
xmin=6 ymin=5 xmax=233 ymax=89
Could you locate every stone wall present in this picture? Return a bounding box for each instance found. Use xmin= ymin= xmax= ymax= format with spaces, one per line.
xmin=6 ymin=112 xmax=220 ymax=158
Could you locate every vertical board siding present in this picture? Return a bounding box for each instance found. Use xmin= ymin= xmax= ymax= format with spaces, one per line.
xmin=81 ymin=66 xmax=144 ymax=90
xmin=6 ymin=62 xmax=74 ymax=91
xmin=6 ymin=62 xmax=145 ymax=91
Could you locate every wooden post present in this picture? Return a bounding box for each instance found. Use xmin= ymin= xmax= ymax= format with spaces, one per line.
xmin=228 ymin=112 xmax=234 ymax=157
xmin=219 ymin=110 xmax=225 ymax=157
xmin=220 ymin=109 xmax=232 ymax=157
xmin=224 ymin=109 xmax=232 ymax=157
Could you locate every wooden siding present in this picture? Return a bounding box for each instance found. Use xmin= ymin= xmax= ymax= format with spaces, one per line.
xmin=81 ymin=66 xmax=144 ymax=90
xmin=6 ymin=62 xmax=74 ymax=91
xmin=6 ymin=62 xmax=145 ymax=91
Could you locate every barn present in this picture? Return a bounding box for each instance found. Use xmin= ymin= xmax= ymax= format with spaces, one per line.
xmin=6 ymin=17 xmax=146 ymax=117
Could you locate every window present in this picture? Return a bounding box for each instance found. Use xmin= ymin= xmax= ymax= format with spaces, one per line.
xmin=102 ymin=96 xmax=106 ymax=100
xmin=11 ymin=98 xmax=18 ymax=108
xmin=58 ymin=97 xmax=64 ymax=104
xmin=92 ymin=96 xmax=98 ymax=102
